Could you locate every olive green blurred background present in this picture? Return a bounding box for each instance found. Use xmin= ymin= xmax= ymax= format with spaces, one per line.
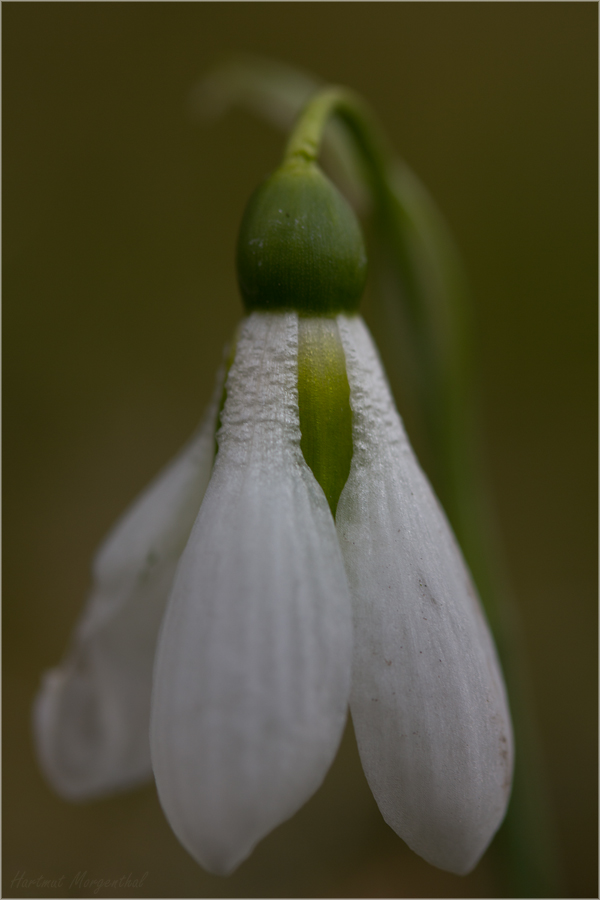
xmin=3 ymin=4 xmax=597 ymax=898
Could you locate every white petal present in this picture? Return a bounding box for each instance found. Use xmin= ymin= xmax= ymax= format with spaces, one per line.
xmin=150 ymin=312 xmax=353 ymax=876
xmin=336 ymin=315 xmax=513 ymax=875
xmin=33 ymin=378 xmax=222 ymax=800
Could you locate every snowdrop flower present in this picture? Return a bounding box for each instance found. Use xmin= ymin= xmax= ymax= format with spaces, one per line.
xmin=34 ymin=138 xmax=513 ymax=878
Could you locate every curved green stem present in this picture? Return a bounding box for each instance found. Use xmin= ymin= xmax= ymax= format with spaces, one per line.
xmin=284 ymin=91 xmax=461 ymax=501
xmin=283 ymin=87 xmax=390 ymax=194
xmin=282 ymin=85 xmax=561 ymax=898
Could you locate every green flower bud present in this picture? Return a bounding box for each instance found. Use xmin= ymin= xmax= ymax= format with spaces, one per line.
xmin=236 ymin=161 xmax=367 ymax=315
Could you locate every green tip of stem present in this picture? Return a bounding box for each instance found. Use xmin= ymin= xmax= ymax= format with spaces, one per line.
xmin=236 ymin=161 xmax=367 ymax=316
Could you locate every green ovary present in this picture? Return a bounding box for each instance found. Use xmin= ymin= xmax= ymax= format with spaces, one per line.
xmin=298 ymin=317 xmax=353 ymax=517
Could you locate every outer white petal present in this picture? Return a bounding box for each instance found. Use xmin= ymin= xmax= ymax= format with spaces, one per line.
xmin=33 ymin=378 xmax=222 ymax=800
xmin=336 ymin=315 xmax=513 ymax=875
xmin=150 ymin=312 xmax=353 ymax=876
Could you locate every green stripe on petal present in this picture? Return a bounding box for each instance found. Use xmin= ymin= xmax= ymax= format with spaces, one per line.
xmin=298 ymin=316 xmax=353 ymax=517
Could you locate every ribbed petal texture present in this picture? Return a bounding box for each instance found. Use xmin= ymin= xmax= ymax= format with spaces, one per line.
xmin=336 ymin=314 xmax=513 ymax=875
xmin=33 ymin=385 xmax=221 ymax=799
xmin=150 ymin=312 xmax=353 ymax=876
